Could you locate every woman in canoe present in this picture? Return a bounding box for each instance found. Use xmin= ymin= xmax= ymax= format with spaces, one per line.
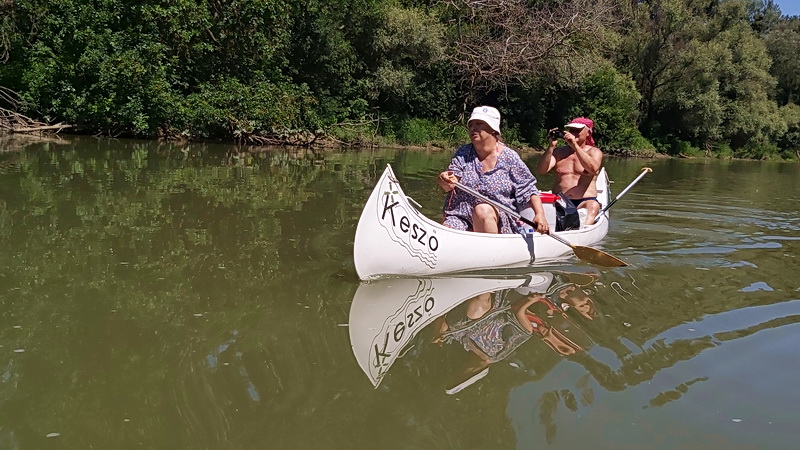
xmin=437 ymin=106 xmax=549 ymax=235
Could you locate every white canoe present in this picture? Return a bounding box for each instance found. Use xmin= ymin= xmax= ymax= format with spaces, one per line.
xmin=348 ymin=274 xmax=555 ymax=387
xmin=353 ymin=164 xmax=610 ymax=280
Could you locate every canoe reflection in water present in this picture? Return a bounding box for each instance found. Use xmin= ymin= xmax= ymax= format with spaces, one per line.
xmin=348 ymin=270 xmax=598 ymax=394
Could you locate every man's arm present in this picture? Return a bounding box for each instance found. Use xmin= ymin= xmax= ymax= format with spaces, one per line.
xmin=564 ymin=132 xmax=603 ymax=174
xmin=537 ymin=131 xmax=559 ymax=174
xmin=572 ymin=147 xmax=603 ymax=175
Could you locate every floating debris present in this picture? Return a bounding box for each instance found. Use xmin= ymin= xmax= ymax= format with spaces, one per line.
xmin=46 ymin=433 xmax=60 ymax=438
xmin=13 ymin=349 xmax=25 ymax=353
xmin=337 ymin=323 xmax=349 ymax=327
xmin=193 ymin=313 xmax=203 ymax=317
xmin=740 ymin=282 xmax=773 ymax=293
xmin=732 ymin=418 xmax=742 ymax=423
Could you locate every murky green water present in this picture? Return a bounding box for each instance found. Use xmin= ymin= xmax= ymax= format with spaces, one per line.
xmin=0 ymin=136 xmax=798 ymax=449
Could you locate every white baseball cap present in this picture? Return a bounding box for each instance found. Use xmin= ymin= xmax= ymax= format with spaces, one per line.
xmin=468 ymin=106 xmax=501 ymax=135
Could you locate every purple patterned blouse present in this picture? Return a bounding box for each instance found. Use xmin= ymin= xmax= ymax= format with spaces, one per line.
xmin=442 ymin=143 xmax=540 ymax=234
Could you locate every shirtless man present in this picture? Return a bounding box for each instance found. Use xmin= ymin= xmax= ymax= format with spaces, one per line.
xmin=537 ymin=117 xmax=603 ymax=226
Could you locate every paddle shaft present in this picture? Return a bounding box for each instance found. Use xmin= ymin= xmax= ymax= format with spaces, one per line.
xmin=601 ymin=167 xmax=652 ymax=214
xmin=451 ymin=178 xmax=628 ymax=267
xmin=452 ymin=181 xmax=576 ymax=248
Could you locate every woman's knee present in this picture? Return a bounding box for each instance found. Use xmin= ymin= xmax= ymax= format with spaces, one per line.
xmin=473 ymin=203 xmax=497 ymax=220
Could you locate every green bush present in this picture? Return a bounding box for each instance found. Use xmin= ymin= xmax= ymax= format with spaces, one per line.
xmin=395 ymin=118 xmax=459 ymax=146
xmin=567 ymin=66 xmax=643 ymax=150
xmin=653 ymin=136 xmax=701 ymax=156
xmin=735 ymin=142 xmax=782 ymax=160
xmin=714 ymin=142 xmax=734 ymax=159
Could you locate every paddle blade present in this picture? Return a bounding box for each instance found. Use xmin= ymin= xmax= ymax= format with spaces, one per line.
xmin=571 ymin=245 xmax=628 ymax=267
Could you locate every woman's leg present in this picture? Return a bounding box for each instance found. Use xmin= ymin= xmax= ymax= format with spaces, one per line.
xmin=472 ymin=203 xmax=500 ymax=233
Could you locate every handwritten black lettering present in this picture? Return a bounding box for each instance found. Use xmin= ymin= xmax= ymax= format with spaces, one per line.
xmin=393 ymin=321 xmax=405 ymax=342
xmin=381 ymin=194 xmax=399 ymax=226
xmin=416 ymin=227 xmax=427 ymax=245
xmin=400 ymin=216 xmax=410 ymax=233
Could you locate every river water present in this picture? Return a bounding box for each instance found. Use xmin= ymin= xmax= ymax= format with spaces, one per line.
xmin=0 ymin=136 xmax=798 ymax=449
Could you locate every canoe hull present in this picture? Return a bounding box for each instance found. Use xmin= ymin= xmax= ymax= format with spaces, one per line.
xmin=354 ymin=165 xmax=610 ymax=280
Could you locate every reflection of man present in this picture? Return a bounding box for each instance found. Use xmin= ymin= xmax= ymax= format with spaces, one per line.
xmin=558 ymin=284 xmax=597 ymax=321
xmin=537 ymin=117 xmax=604 ymax=225
xmin=515 ymin=293 xmax=588 ymax=356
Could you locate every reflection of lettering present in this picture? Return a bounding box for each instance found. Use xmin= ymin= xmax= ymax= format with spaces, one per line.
xmin=373 ymin=333 xmax=391 ymax=368
xmin=390 ymin=298 xmax=435 ymax=343
xmin=378 ymin=182 xmax=439 ymax=268
xmin=369 ymin=280 xmax=436 ymax=383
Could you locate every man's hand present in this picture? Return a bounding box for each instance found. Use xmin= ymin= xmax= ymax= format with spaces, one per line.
xmin=563 ymin=130 xmax=579 ymax=149
xmin=438 ymin=171 xmax=458 ymax=192
xmin=547 ymin=128 xmax=560 ymax=146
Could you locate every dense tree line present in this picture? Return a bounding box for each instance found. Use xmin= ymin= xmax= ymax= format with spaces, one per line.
xmin=0 ymin=0 xmax=798 ymax=158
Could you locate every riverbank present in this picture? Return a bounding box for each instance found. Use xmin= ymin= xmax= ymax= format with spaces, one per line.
xmin=0 ymin=130 xmax=794 ymax=162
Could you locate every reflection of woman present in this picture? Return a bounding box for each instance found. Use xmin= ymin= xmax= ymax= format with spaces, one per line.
xmin=431 ymin=290 xmax=535 ymax=394
xmin=432 ymin=290 xmax=532 ymax=363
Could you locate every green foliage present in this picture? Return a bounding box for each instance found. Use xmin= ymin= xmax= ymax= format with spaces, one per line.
xmin=628 ymin=135 xmax=658 ymax=156
xmin=397 ymin=118 xmax=435 ymax=146
xmin=764 ymin=18 xmax=800 ymax=105
xmin=775 ymin=103 xmax=800 ymax=152
xmin=0 ymin=0 xmax=799 ymax=159
xmin=387 ymin=117 xmax=458 ymax=147
xmin=181 ymin=77 xmax=315 ymax=138
xmin=713 ymin=142 xmax=735 ymax=158
xmin=652 ymin=136 xmax=702 ymax=156
xmin=734 ymin=141 xmax=783 ymax=159
xmin=566 ymin=66 xmax=644 ymax=151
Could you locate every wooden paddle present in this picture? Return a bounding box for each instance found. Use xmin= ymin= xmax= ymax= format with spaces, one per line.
xmin=452 ymin=181 xmax=627 ymax=267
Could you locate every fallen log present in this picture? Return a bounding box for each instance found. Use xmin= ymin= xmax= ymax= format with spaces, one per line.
xmin=11 ymin=123 xmax=73 ymax=133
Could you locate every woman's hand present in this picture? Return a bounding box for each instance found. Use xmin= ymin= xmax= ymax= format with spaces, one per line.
xmin=438 ymin=171 xmax=458 ymax=191
xmin=533 ymin=213 xmax=549 ymax=234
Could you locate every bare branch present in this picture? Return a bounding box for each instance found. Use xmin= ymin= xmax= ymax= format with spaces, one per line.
xmin=443 ymin=0 xmax=622 ymax=92
xmin=1 ymin=86 xmax=73 ymax=134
